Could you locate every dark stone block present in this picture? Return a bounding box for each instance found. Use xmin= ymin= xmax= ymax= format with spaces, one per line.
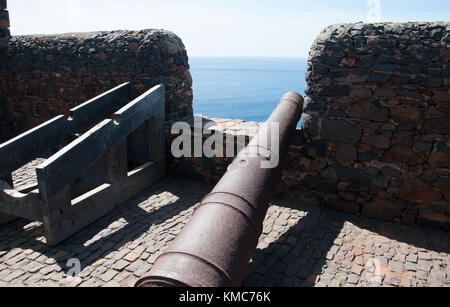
xmin=423 ymin=118 xmax=450 ymax=135
xmin=373 ymin=64 xmax=396 ymax=72
xmin=398 ymin=66 xmax=422 ymax=74
xmin=433 ymin=177 xmax=450 ymax=190
xmin=428 ymin=142 xmax=450 ymax=168
xmin=391 ymin=105 xmax=423 ymax=123
xmin=347 ymin=99 xmax=390 ymax=122
xmin=392 ymin=131 xmax=413 ymax=146
xmin=329 ymin=66 xmax=353 ymax=72
xmin=322 ymin=165 xmax=385 ymax=188
xmin=362 ymin=199 xmax=404 ymax=221
xmin=381 ymin=145 xmax=424 ymax=165
xmin=365 ymin=166 xmax=381 ymax=175
xmin=364 ymin=133 xmax=391 ymax=147
xmin=0 ymin=28 xmax=9 ymax=38
xmin=302 ymin=139 xmax=328 ymax=158
xmin=321 ymin=56 xmax=341 ymax=66
xmin=320 ymin=85 xmax=350 ymax=97
xmin=417 ymin=208 xmax=450 ymax=231
xmin=380 ymin=40 xmax=397 ymax=48
xmin=325 ymin=198 xmax=360 ymax=214
xmin=422 ymin=169 xmax=439 ymax=182
xmin=336 ymin=143 xmax=357 ymax=161
xmin=399 ymin=179 xmax=442 ymax=205
xmin=301 ymin=114 xmax=320 ymax=137
xmin=398 ymin=89 xmax=423 ymax=100
xmin=354 ymin=37 xmax=367 ymax=49
xmin=303 ymin=97 xmax=326 ymax=113
xmin=397 ymin=122 xmax=417 ymax=131
xmin=327 ymin=107 xmax=347 ymax=117
xmin=382 ymin=167 xmax=401 ymax=177
xmin=358 ymin=55 xmax=376 ymax=68
xmin=321 ymin=119 xmax=361 ymax=143
xmin=368 ymin=72 xmax=392 ymax=83
xmin=304 ymin=176 xmax=337 ymax=193
xmin=358 ymin=150 xmax=382 ymax=162
xmin=312 ymin=63 xmax=329 ymax=73
xmin=420 ymin=48 xmax=440 ymax=59
xmin=374 ymin=87 xmax=395 ymax=98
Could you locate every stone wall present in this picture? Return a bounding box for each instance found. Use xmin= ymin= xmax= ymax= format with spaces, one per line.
xmin=296 ymin=22 xmax=449 ymax=229
xmin=169 ymin=22 xmax=450 ymax=230
xmin=0 ymin=0 xmax=10 ymax=39
xmin=0 ymin=29 xmax=192 ymax=141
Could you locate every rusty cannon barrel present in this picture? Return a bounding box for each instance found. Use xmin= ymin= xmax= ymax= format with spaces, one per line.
xmin=135 ymin=92 xmax=303 ymax=287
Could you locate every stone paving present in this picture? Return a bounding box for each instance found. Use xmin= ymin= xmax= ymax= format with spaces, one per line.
xmin=0 ymin=175 xmax=449 ymax=287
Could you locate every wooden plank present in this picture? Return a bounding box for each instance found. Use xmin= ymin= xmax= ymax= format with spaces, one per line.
xmin=37 ymin=84 xmax=165 ymax=201
xmin=0 ymin=115 xmax=71 ymax=177
xmin=69 ymin=82 xmax=131 ymax=133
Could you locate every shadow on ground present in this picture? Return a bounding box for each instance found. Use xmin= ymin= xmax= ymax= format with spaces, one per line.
xmin=0 ymin=177 xmax=209 ymax=276
xmin=243 ymin=199 xmax=450 ymax=287
xmin=0 ymin=177 xmax=449 ymax=287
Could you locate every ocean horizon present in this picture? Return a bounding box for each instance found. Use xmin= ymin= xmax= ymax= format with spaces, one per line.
xmin=190 ymin=56 xmax=307 ymax=124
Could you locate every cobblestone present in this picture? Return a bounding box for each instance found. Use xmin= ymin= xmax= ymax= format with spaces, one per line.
xmin=0 ymin=177 xmax=449 ymax=287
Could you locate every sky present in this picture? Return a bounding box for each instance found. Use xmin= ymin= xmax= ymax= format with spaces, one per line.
xmin=8 ymin=0 xmax=450 ymax=58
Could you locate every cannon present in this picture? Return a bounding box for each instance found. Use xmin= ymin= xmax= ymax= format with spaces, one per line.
xmin=135 ymin=91 xmax=303 ymax=287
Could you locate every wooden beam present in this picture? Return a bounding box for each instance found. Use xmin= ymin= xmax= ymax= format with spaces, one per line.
xmin=69 ymin=82 xmax=131 ymax=133
xmin=0 ymin=115 xmax=71 ymax=177
xmin=0 ymin=181 xmax=42 ymax=221
xmin=36 ymin=84 xmax=165 ymax=201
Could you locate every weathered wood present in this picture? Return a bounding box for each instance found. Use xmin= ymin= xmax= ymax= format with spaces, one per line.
xmin=69 ymin=153 xmax=110 ymax=199
xmin=0 ymin=82 xmax=131 ymax=178
xmin=44 ymin=184 xmax=115 ymax=246
xmin=37 ymin=84 xmax=165 ymax=201
xmin=0 ymin=213 xmax=16 ymax=226
xmin=0 ymin=181 xmax=42 ymax=221
xmin=69 ymin=82 xmax=131 ymax=133
xmin=113 ymin=84 xmax=165 ymax=124
xmin=148 ymin=105 xmax=166 ymax=163
xmin=0 ymin=115 xmax=71 ymax=177
xmin=105 ymin=139 xmax=128 ymax=183
xmin=127 ymin=122 xmax=152 ymax=168
xmin=1 ymin=83 xmax=166 ymax=246
xmin=40 ymin=186 xmax=71 ymax=217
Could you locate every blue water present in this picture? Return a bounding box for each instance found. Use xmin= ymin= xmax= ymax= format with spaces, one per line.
xmin=190 ymin=57 xmax=307 ymax=123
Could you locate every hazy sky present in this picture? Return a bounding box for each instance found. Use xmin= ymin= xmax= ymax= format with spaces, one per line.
xmin=8 ymin=0 xmax=450 ymax=58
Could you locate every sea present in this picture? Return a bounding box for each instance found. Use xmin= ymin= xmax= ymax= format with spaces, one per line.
xmin=190 ymin=57 xmax=307 ymax=124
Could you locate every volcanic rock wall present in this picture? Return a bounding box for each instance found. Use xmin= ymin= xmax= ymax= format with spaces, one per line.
xmin=295 ymin=22 xmax=449 ymax=229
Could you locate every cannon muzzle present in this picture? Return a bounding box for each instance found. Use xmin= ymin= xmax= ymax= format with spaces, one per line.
xmin=135 ymin=92 xmax=303 ymax=287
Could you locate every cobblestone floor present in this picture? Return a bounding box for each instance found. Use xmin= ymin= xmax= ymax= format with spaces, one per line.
xmin=1 ymin=176 xmax=449 ymax=287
